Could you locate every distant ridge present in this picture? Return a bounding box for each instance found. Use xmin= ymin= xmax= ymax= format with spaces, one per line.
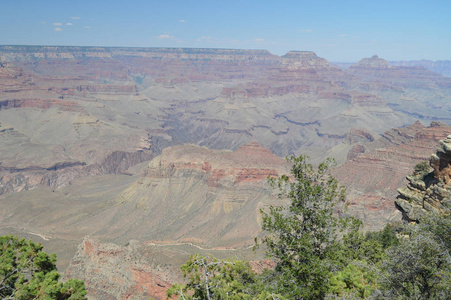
xmin=391 ymin=59 xmax=451 ymax=77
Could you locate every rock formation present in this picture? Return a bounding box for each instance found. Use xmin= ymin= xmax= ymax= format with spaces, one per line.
xmin=334 ymin=122 xmax=451 ymax=230
xmin=0 ymin=143 xmax=287 ymax=269
xmin=1 ymin=47 xmax=451 ymax=298
xmin=391 ymin=59 xmax=451 ymax=78
xmin=64 ymin=238 xmax=175 ymax=300
xmin=64 ymin=237 xmax=267 ymax=300
xmin=0 ymin=47 xmax=450 ymax=174
xmin=109 ymin=142 xmax=289 ymax=246
xmin=396 ymin=135 xmax=451 ymax=222
xmin=350 ymin=55 xmax=392 ymax=69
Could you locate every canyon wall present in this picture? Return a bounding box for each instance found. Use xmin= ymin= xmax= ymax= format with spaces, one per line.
xmin=396 ymin=134 xmax=451 ymax=221
xmin=1 ymin=46 xmax=451 ymax=298
xmin=334 ymin=121 xmax=451 ymax=230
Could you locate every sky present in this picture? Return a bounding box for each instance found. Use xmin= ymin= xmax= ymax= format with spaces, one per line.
xmin=1 ymin=0 xmax=450 ymax=62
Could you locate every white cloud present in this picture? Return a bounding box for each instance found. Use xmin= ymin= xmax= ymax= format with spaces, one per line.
xmin=158 ymin=34 xmax=175 ymax=39
xmin=41 ymin=21 xmax=46 ymax=24
xmin=179 ymin=20 xmax=186 ymax=23
xmin=53 ymin=22 xmax=62 ymax=26
xmin=338 ymin=34 xmax=347 ymax=37
xmin=300 ymin=29 xmax=313 ymax=32
xmin=66 ymin=22 xmax=73 ymax=26
xmin=254 ymin=38 xmax=265 ymax=42
xmin=54 ymin=28 xmax=63 ymax=32
xmin=84 ymin=26 xmax=91 ymax=29
xmin=71 ymin=16 xmax=81 ymax=20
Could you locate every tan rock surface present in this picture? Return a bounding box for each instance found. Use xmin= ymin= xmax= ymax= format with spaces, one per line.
xmin=396 ymin=135 xmax=451 ymax=221
xmin=64 ymin=238 xmax=173 ymax=300
xmin=334 ymin=122 xmax=451 ymax=230
xmin=1 ymin=46 xmax=451 ymax=298
xmin=0 ymin=143 xmax=287 ymax=269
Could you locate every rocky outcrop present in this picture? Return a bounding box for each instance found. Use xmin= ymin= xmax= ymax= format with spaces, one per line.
xmin=396 ymin=135 xmax=451 ymax=222
xmin=0 ymin=98 xmax=82 ymax=111
xmin=64 ymin=238 xmax=175 ymax=300
xmin=64 ymin=237 xmax=267 ymax=300
xmin=76 ymin=84 xmax=138 ymax=95
xmin=334 ymin=122 xmax=451 ymax=230
xmin=431 ymin=135 xmax=451 ymax=184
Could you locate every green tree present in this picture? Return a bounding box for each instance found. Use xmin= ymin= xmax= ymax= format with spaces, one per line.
xmin=365 ymin=223 xmax=399 ymax=250
xmin=167 ymin=255 xmax=284 ymax=300
xmin=381 ymin=211 xmax=451 ymax=299
xmin=0 ymin=235 xmax=86 ymax=300
xmin=329 ymin=260 xmax=379 ymax=299
xmin=259 ymin=155 xmax=348 ymax=299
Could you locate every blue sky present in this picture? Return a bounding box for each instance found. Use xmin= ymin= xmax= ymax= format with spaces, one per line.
xmin=1 ymin=0 xmax=450 ymax=62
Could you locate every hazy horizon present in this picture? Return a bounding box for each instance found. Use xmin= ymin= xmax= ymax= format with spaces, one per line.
xmin=2 ymin=44 xmax=451 ymax=65
xmin=2 ymin=0 xmax=450 ymax=62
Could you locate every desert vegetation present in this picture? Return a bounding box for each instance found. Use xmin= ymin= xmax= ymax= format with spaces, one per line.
xmin=0 ymin=236 xmax=86 ymax=299
xmin=168 ymin=156 xmax=451 ymax=299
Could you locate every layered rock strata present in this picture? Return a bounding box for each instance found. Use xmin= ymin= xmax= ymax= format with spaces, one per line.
xmin=110 ymin=142 xmax=289 ymax=246
xmin=334 ymin=122 xmax=451 ymax=230
xmin=1 ymin=46 xmax=450 ymax=171
xmin=0 ymin=143 xmax=288 ymax=270
xmin=391 ymin=60 xmax=451 ymax=78
xmin=396 ymin=135 xmax=451 ymax=221
xmin=1 ymin=46 xmax=451 ymax=283
xmin=64 ymin=238 xmax=174 ymax=300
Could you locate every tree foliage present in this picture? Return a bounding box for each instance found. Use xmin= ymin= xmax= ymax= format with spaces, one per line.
xmin=0 ymin=235 xmax=86 ymax=300
xmin=329 ymin=260 xmax=379 ymax=299
xmin=381 ymin=211 xmax=451 ymax=299
xmin=166 ymin=254 xmax=283 ymax=300
xmin=169 ymin=155 xmax=450 ymax=300
xmin=260 ymin=155 xmax=348 ymax=299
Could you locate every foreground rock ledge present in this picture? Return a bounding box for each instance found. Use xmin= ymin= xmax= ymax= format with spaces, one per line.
xmin=396 ymin=135 xmax=451 ymax=222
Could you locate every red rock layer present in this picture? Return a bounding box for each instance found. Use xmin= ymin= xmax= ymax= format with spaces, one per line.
xmin=65 ymin=238 xmax=173 ymax=300
xmin=334 ymin=122 xmax=451 ymax=230
xmin=146 ymin=142 xmax=288 ymax=186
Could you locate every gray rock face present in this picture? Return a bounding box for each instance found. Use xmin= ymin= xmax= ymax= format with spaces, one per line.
xmin=396 ymin=135 xmax=451 ymax=221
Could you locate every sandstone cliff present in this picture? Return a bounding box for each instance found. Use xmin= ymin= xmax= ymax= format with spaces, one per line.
xmin=334 ymin=122 xmax=451 ymax=230
xmin=110 ymin=142 xmax=289 ymax=246
xmin=396 ymin=135 xmax=451 ymax=221
xmin=0 ymin=143 xmax=287 ymax=269
xmin=64 ymin=238 xmax=175 ymax=300
xmin=1 ymin=46 xmax=451 ymax=291
xmin=1 ymin=46 xmax=450 ymax=173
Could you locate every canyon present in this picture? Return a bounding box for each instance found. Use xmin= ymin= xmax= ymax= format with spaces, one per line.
xmin=1 ymin=46 xmax=451 ymax=299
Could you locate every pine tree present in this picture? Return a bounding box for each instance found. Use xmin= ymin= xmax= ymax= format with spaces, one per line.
xmin=260 ymin=155 xmax=347 ymax=299
xmin=0 ymin=235 xmax=86 ymax=300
